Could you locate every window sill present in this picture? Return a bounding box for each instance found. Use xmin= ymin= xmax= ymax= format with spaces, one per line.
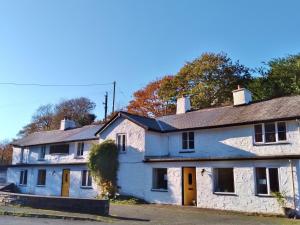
xmin=179 ymin=150 xmax=195 ymax=153
xmin=37 ymin=159 xmax=46 ymax=161
xmin=213 ymin=192 xmax=237 ymax=196
xmin=50 ymin=153 xmax=69 ymax=156
xmin=36 ymin=185 xmax=46 ymax=187
xmin=74 ymin=156 xmax=84 ymax=159
xmin=19 ymin=184 xmax=27 ymax=187
xmin=255 ymin=194 xmax=275 ymax=198
xmin=253 ymin=141 xmax=290 ymax=146
xmin=151 ymin=188 xmax=168 ymax=192
xmin=81 ymin=186 xmax=93 ymax=189
xmin=119 ymin=151 xmax=127 ymax=154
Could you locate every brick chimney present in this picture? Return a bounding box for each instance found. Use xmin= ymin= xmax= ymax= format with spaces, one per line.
xmin=232 ymin=85 xmax=252 ymax=106
xmin=60 ymin=118 xmax=76 ymax=130
xmin=176 ymin=96 xmax=191 ymax=114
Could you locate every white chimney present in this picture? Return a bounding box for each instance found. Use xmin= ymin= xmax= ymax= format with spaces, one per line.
xmin=232 ymin=85 xmax=252 ymax=106
xmin=176 ymin=96 xmax=191 ymax=114
xmin=60 ymin=118 xmax=76 ymax=130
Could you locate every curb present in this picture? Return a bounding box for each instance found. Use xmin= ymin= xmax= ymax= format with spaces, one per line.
xmin=0 ymin=210 xmax=105 ymax=222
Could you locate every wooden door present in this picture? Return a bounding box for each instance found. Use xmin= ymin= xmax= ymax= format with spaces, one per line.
xmin=183 ymin=167 xmax=197 ymax=206
xmin=61 ymin=169 xmax=70 ymax=197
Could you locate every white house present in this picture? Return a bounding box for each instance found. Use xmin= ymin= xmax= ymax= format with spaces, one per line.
xmin=7 ymin=87 xmax=300 ymax=215
xmin=7 ymin=121 xmax=101 ymax=198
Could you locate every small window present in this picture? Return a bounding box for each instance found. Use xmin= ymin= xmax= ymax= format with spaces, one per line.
xmin=265 ymin=123 xmax=276 ymax=143
xmin=277 ymin=122 xmax=287 ymax=141
xmin=76 ymin=142 xmax=84 ymax=156
xmin=256 ymin=167 xmax=279 ymax=195
xmin=117 ymin=134 xmax=126 ymax=152
xmin=39 ymin=145 xmax=46 ymax=160
xmin=81 ymin=170 xmax=92 ymax=187
xmin=254 ymin=124 xmax=263 ymax=143
xmin=37 ymin=169 xmax=46 ymax=186
xmin=152 ymin=168 xmax=168 ymax=190
xmin=214 ymin=168 xmax=235 ymax=193
xmin=19 ymin=170 xmax=27 ymax=185
xmin=182 ymin=132 xmax=194 ymax=150
xmin=49 ymin=144 xmax=69 ymax=154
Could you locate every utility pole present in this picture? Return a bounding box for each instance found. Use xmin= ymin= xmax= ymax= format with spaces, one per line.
xmin=103 ymin=92 xmax=108 ymax=121
xmin=112 ymin=81 xmax=116 ymax=113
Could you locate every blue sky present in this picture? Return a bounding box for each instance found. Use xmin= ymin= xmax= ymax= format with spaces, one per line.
xmin=0 ymin=0 xmax=300 ymax=140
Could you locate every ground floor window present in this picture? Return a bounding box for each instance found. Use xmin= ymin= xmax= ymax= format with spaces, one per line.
xmin=255 ymin=167 xmax=279 ymax=195
xmin=214 ymin=168 xmax=235 ymax=193
xmin=152 ymin=168 xmax=168 ymax=190
xmin=37 ymin=169 xmax=46 ymax=186
xmin=81 ymin=170 xmax=92 ymax=187
xmin=19 ymin=170 xmax=27 ymax=185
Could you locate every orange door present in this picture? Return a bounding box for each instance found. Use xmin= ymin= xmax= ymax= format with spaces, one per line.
xmin=61 ymin=169 xmax=70 ymax=197
xmin=183 ymin=167 xmax=197 ymax=205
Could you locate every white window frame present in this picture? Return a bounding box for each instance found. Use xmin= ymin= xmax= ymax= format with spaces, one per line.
xmin=116 ymin=133 xmax=127 ymax=153
xmin=76 ymin=142 xmax=84 ymax=157
xmin=253 ymin=121 xmax=287 ymax=144
xmin=36 ymin=169 xmax=46 ymax=186
xmin=213 ymin=168 xmax=236 ymax=195
xmin=38 ymin=145 xmax=46 ymax=160
xmin=181 ymin=131 xmax=195 ymax=150
xmin=81 ymin=170 xmax=92 ymax=188
xmin=19 ymin=170 xmax=27 ymax=186
xmin=255 ymin=167 xmax=280 ymax=196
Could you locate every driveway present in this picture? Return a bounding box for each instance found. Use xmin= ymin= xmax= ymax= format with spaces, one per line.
xmin=0 ymin=204 xmax=300 ymax=225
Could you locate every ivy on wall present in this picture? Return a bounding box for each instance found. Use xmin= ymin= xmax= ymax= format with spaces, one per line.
xmin=88 ymin=140 xmax=119 ymax=198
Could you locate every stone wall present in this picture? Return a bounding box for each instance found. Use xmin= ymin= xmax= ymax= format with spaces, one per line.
xmin=0 ymin=191 xmax=109 ymax=216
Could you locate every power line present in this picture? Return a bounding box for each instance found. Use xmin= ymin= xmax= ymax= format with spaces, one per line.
xmin=0 ymin=82 xmax=114 ymax=87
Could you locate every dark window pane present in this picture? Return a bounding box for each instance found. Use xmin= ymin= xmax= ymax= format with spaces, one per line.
xmin=82 ymin=170 xmax=87 ymax=186
xmin=277 ymin=122 xmax=287 ymax=141
xmin=50 ymin=144 xmax=69 ymax=154
xmin=188 ymin=173 xmax=193 ymax=185
xmin=37 ymin=170 xmax=46 ymax=185
xmin=182 ymin=133 xmax=188 ymax=149
xmin=87 ymin=171 xmax=92 ymax=186
xmin=117 ymin=135 xmax=121 ymax=151
xmin=24 ymin=170 xmax=27 ymax=185
xmin=153 ymin=168 xmax=167 ymax=190
xmin=254 ymin=125 xmax=263 ymax=142
xmin=256 ymin=168 xmax=268 ymax=194
xmin=269 ymin=168 xmax=279 ymax=193
xmin=122 ymin=135 xmax=126 ymax=151
xmin=20 ymin=171 xmax=23 ymax=184
xmin=214 ymin=168 xmax=234 ymax=193
xmin=189 ymin=132 xmax=194 ymax=149
xmin=265 ymin=123 xmax=276 ymax=143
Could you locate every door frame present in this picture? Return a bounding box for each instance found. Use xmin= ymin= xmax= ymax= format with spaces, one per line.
xmin=61 ymin=169 xmax=70 ymax=197
xmin=181 ymin=167 xmax=197 ymax=206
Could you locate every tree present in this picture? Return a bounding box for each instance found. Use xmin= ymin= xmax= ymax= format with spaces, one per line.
xmin=251 ymin=54 xmax=300 ymax=100
xmin=159 ymin=52 xmax=252 ymax=109
xmin=127 ymin=76 xmax=176 ymax=117
xmin=0 ymin=140 xmax=13 ymax=165
xmin=18 ymin=97 xmax=97 ymax=137
xmin=88 ymin=140 xmax=119 ymax=198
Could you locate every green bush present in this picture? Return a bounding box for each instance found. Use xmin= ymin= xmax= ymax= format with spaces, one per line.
xmin=88 ymin=140 xmax=119 ymax=198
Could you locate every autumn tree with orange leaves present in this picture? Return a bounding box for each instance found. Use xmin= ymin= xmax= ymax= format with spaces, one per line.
xmin=126 ymin=76 xmax=176 ymax=117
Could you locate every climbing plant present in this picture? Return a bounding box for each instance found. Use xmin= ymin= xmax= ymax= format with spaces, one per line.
xmin=88 ymin=140 xmax=119 ymax=198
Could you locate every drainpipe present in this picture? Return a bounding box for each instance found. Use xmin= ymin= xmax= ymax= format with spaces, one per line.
xmin=289 ymin=159 xmax=296 ymax=216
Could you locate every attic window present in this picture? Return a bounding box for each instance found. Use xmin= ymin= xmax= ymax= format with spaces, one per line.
xmin=49 ymin=144 xmax=69 ymax=154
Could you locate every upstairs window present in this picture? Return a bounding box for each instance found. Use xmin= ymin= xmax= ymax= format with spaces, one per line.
xmin=152 ymin=168 xmax=168 ymax=190
xmin=256 ymin=167 xmax=279 ymax=195
xmin=254 ymin=122 xmax=287 ymax=143
xmin=117 ymin=134 xmax=126 ymax=152
xmin=214 ymin=168 xmax=235 ymax=193
xmin=39 ymin=145 xmax=46 ymax=160
xmin=19 ymin=170 xmax=27 ymax=185
xmin=76 ymin=142 xmax=84 ymax=157
xmin=49 ymin=144 xmax=69 ymax=154
xmin=37 ymin=169 xmax=46 ymax=186
xmin=182 ymin=132 xmax=194 ymax=150
xmin=81 ymin=170 xmax=92 ymax=187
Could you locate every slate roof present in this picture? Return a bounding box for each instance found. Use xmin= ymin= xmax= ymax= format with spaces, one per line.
xmin=12 ymin=125 xmax=102 ymax=147
xmin=97 ymin=95 xmax=300 ymax=134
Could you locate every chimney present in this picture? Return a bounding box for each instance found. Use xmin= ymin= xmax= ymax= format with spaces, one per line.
xmin=60 ymin=118 xmax=76 ymax=130
xmin=232 ymin=85 xmax=252 ymax=106
xmin=176 ymin=96 xmax=191 ymax=114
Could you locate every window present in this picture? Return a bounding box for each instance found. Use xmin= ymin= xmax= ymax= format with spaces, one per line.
xmin=81 ymin=170 xmax=92 ymax=187
xmin=37 ymin=169 xmax=46 ymax=186
xmin=182 ymin=132 xmax=194 ymax=150
xmin=214 ymin=168 xmax=235 ymax=193
xmin=254 ymin=122 xmax=287 ymax=143
xmin=76 ymin=142 xmax=84 ymax=157
xmin=256 ymin=167 xmax=279 ymax=195
xmin=117 ymin=134 xmax=126 ymax=152
xmin=19 ymin=170 xmax=27 ymax=185
xmin=152 ymin=168 xmax=168 ymax=190
xmin=39 ymin=146 xmax=46 ymax=160
xmin=49 ymin=144 xmax=69 ymax=154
